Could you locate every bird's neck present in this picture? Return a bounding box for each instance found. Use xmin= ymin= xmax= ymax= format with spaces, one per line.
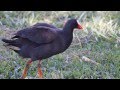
xmin=63 ymin=24 xmax=74 ymax=35
xmin=61 ymin=27 xmax=74 ymax=49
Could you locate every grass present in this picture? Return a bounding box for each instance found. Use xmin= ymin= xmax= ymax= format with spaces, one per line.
xmin=0 ymin=11 xmax=120 ymax=79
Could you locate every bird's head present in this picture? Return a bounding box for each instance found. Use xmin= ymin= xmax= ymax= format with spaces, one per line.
xmin=64 ymin=19 xmax=83 ymax=30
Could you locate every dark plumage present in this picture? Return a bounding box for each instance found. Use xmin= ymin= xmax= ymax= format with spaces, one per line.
xmin=2 ymin=19 xmax=83 ymax=79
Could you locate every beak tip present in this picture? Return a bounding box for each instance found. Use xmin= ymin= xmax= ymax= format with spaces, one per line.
xmin=78 ymin=24 xmax=83 ymax=30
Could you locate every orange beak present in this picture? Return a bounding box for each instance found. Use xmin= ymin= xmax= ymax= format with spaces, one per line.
xmin=77 ymin=20 xmax=83 ymax=30
xmin=77 ymin=24 xmax=83 ymax=29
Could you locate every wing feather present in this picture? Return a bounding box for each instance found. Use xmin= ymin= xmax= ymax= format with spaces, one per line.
xmin=14 ymin=26 xmax=57 ymax=44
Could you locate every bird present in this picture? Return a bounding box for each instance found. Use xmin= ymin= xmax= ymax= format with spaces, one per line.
xmin=2 ymin=19 xmax=83 ymax=79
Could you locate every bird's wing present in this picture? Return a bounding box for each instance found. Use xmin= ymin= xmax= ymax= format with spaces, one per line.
xmin=14 ymin=26 xmax=58 ymax=44
xmin=33 ymin=23 xmax=57 ymax=29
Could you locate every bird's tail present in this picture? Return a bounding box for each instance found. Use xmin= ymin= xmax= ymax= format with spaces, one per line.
xmin=2 ymin=38 xmax=20 ymax=54
xmin=2 ymin=38 xmax=21 ymax=48
xmin=2 ymin=38 xmax=15 ymax=44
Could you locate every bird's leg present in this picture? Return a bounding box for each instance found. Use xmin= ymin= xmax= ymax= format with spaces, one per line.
xmin=37 ymin=60 xmax=43 ymax=78
xmin=21 ymin=60 xmax=32 ymax=79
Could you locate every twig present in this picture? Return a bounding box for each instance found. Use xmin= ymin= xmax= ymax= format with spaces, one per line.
xmin=81 ymin=56 xmax=100 ymax=65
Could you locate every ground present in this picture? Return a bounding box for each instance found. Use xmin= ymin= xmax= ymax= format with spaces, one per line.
xmin=0 ymin=11 xmax=120 ymax=79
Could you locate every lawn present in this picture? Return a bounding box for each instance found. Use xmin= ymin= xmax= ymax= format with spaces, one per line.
xmin=0 ymin=11 xmax=120 ymax=79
